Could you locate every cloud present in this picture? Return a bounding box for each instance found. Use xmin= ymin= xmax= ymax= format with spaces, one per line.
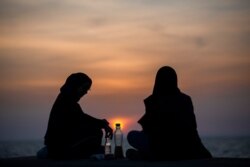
xmin=0 ymin=0 xmax=59 ymax=22
xmin=0 ymin=0 xmax=250 ymax=139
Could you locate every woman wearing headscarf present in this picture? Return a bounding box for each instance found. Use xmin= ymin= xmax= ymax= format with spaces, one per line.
xmin=40 ymin=72 xmax=113 ymax=159
xmin=127 ymin=66 xmax=212 ymax=160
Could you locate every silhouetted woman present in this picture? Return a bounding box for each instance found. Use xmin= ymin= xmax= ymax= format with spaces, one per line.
xmin=41 ymin=73 xmax=113 ymax=159
xmin=127 ymin=66 xmax=212 ymax=160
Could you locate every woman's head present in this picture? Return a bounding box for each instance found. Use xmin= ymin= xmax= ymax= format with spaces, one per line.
xmin=153 ymin=66 xmax=178 ymax=95
xmin=60 ymin=72 xmax=92 ymax=101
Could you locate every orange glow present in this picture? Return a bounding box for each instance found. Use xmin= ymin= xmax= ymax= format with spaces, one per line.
xmin=108 ymin=117 xmax=132 ymax=133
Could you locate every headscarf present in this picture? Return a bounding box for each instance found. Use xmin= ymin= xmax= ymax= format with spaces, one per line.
xmin=152 ymin=66 xmax=179 ymax=95
xmin=60 ymin=72 xmax=92 ymax=94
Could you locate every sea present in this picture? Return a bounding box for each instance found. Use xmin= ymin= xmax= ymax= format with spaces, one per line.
xmin=0 ymin=136 xmax=250 ymax=158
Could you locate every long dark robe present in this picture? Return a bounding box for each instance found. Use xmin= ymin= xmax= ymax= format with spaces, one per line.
xmin=138 ymin=90 xmax=212 ymax=160
xmin=44 ymin=92 xmax=105 ymax=159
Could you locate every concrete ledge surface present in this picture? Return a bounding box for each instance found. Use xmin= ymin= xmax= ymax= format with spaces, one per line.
xmin=1 ymin=156 xmax=250 ymax=167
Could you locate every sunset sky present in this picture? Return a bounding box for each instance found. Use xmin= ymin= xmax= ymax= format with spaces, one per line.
xmin=0 ymin=0 xmax=249 ymax=140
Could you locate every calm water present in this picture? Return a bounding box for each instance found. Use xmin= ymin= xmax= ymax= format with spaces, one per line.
xmin=0 ymin=137 xmax=249 ymax=158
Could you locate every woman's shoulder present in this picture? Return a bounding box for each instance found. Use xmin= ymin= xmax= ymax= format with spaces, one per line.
xmin=143 ymin=95 xmax=155 ymax=104
xmin=144 ymin=95 xmax=153 ymax=101
xmin=180 ymin=92 xmax=191 ymax=98
xmin=144 ymin=92 xmax=192 ymax=103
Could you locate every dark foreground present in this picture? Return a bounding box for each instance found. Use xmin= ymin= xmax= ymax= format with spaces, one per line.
xmin=1 ymin=156 xmax=250 ymax=167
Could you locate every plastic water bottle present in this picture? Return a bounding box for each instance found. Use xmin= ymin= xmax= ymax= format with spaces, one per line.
xmin=114 ymin=123 xmax=124 ymax=159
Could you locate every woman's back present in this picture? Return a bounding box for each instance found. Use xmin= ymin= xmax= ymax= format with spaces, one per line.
xmin=137 ymin=66 xmax=212 ymax=160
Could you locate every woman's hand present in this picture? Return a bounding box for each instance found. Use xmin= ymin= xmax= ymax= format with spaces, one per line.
xmin=102 ymin=119 xmax=113 ymax=139
xmin=104 ymin=125 xmax=113 ymax=139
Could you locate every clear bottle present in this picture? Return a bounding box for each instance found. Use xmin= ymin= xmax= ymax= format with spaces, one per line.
xmin=114 ymin=123 xmax=124 ymax=159
xmin=104 ymin=137 xmax=112 ymax=156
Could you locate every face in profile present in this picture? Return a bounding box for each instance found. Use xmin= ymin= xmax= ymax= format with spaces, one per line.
xmin=60 ymin=73 xmax=92 ymax=102
xmin=76 ymin=82 xmax=91 ymax=99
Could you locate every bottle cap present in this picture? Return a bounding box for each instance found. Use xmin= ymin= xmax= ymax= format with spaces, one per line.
xmin=115 ymin=123 xmax=120 ymax=127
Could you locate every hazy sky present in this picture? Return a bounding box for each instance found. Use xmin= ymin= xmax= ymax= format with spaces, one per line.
xmin=0 ymin=0 xmax=249 ymax=140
